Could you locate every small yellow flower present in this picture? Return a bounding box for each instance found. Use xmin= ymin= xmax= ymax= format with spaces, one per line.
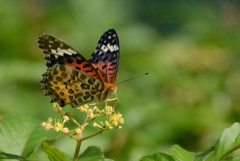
xmin=110 ymin=113 xmax=119 ymax=120
xmin=54 ymin=121 xmax=63 ymax=132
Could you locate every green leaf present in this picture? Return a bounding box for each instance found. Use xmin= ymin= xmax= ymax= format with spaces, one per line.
xmin=42 ymin=142 xmax=70 ymax=161
xmin=78 ymin=146 xmax=105 ymax=161
xmin=169 ymin=145 xmax=195 ymax=161
xmin=194 ymin=147 xmax=214 ymax=161
xmin=140 ymin=152 xmax=175 ymax=161
xmin=0 ymin=152 xmax=28 ymax=160
xmin=0 ymin=116 xmax=60 ymax=158
xmin=214 ymin=123 xmax=240 ymax=160
xmin=222 ymin=157 xmax=240 ymax=161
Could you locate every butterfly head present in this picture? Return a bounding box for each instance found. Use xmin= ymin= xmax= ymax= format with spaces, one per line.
xmin=110 ymin=85 xmax=118 ymax=94
xmin=104 ymin=83 xmax=118 ymax=99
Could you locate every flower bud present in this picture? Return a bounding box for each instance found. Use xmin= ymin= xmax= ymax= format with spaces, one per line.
xmin=48 ymin=117 xmax=53 ymax=123
xmin=76 ymin=128 xmax=82 ymax=134
xmin=105 ymin=120 xmax=113 ymax=129
xmin=119 ymin=118 xmax=124 ymax=124
xmin=93 ymin=122 xmax=98 ymax=127
xmin=41 ymin=122 xmax=47 ymax=127
xmin=83 ymin=104 xmax=89 ymax=110
xmin=93 ymin=122 xmax=102 ymax=128
xmin=88 ymin=113 xmax=94 ymax=119
xmin=62 ymin=127 xmax=69 ymax=133
xmin=108 ymin=106 xmax=113 ymax=113
xmin=93 ymin=106 xmax=97 ymax=111
xmin=112 ymin=121 xmax=119 ymax=127
xmin=44 ymin=124 xmax=52 ymax=131
xmin=63 ymin=115 xmax=70 ymax=121
xmin=88 ymin=109 xmax=93 ymax=114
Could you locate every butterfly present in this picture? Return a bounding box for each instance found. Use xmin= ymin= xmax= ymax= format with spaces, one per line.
xmin=38 ymin=29 xmax=120 ymax=107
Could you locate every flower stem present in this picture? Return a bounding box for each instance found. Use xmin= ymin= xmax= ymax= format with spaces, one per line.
xmin=66 ymin=112 xmax=81 ymax=128
xmin=66 ymin=133 xmax=79 ymax=141
xmin=73 ymin=140 xmax=82 ymax=161
xmin=80 ymin=130 xmax=103 ymax=141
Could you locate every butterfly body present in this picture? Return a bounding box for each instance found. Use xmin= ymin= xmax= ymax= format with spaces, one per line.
xmin=38 ymin=29 xmax=119 ymax=107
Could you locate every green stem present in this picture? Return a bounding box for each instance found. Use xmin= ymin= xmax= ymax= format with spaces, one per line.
xmin=73 ymin=140 xmax=82 ymax=161
xmin=80 ymin=130 xmax=103 ymax=141
xmin=66 ymin=112 xmax=81 ymax=128
xmin=66 ymin=133 xmax=79 ymax=141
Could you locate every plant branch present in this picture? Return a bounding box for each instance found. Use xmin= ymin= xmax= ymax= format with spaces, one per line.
xmin=66 ymin=112 xmax=81 ymax=128
xmin=66 ymin=133 xmax=79 ymax=141
xmin=73 ymin=140 xmax=81 ymax=161
xmin=82 ymin=114 xmax=89 ymax=126
xmin=80 ymin=130 xmax=103 ymax=141
xmin=84 ymin=118 xmax=96 ymax=128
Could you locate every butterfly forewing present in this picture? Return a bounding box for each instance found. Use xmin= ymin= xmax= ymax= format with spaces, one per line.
xmin=89 ymin=29 xmax=120 ymax=84
xmin=38 ymin=33 xmax=78 ymax=67
xmin=38 ymin=34 xmax=103 ymax=82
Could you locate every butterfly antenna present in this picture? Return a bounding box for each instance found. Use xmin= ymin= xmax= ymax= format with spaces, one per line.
xmin=117 ymin=72 xmax=149 ymax=86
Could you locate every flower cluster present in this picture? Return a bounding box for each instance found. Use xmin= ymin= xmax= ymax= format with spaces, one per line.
xmin=41 ymin=115 xmax=70 ymax=134
xmin=41 ymin=102 xmax=124 ymax=141
xmin=93 ymin=112 xmax=124 ymax=129
xmin=78 ymin=104 xmax=124 ymax=129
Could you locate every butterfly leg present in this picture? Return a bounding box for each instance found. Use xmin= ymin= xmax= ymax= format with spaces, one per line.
xmin=106 ymin=94 xmax=120 ymax=111
xmin=104 ymin=101 xmax=110 ymax=121
xmin=114 ymin=93 xmax=120 ymax=111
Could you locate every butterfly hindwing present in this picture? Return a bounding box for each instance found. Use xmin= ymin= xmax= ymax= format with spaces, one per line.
xmin=89 ymin=29 xmax=120 ymax=84
xmin=41 ymin=64 xmax=103 ymax=107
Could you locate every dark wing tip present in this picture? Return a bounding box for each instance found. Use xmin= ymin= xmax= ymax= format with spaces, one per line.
xmin=108 ymin=28 xmax=117 ymax=32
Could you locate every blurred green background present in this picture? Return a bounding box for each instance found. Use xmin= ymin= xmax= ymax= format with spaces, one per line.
xmin=1 ymin=0 xmax=240 ymax=161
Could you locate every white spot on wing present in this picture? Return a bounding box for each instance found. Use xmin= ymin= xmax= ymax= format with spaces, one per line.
xmin=107 ymin=43 xmax=114 ymax=52
xmin=51 ymin=48 xmax=77 ymax=56
xmin=114 ymin=45 xmax=119 ymax=51
xmin=101 ymin=45 xmax=108 ymax=52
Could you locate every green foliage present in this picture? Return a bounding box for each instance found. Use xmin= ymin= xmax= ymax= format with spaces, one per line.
xmin=140 ymin=123 xmax=240 ymax=161
xmin=214 ymin=123 xmax=240 ymax=160
xmin=1 ymin=1 xmax=240 ymax=161
xmin=169 ymin=145 xmax=195 ymax=161
xmin=2 ymin=116 xmax=240 ymax=160
xmin=0 ymin=152 xmax=28 ymax=160
xmin=78 ymin=146 xmax=107 ymax=161
xmin=42 ymin=143 xmax=70 ymax=161
xmin=0 ymin=116 xmax=59 ymax=159
xmin=140 ymin=152 xmax=174 ymax=161
xmin=42 ymin=143 xmax=113 ymax=161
